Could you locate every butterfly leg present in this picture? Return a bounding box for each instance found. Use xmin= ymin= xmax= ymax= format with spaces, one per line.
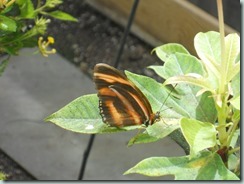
xmin=126 ymin=125 xmax=146 ymax=147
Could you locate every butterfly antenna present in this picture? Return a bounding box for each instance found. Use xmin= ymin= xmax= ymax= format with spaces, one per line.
xmin=158 ymin=84 xmax=177 ymax=112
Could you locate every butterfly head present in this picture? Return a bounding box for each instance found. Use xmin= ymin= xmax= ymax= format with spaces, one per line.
xmin=145 ymin=111 xmax=160 ymax=126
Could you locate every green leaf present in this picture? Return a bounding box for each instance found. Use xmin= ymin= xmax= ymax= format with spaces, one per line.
xmin=194 ymin=32 xmax=240 ymax=94
xmin=171 ymin=82 xmax=217 ymax=123
xmin=45 ymin=94 xmax=141 ymax=134
xmin=146 ymin=120 xmax=179 ymax=139
xmin=0 ymin=15 xmax=17 ymax=32
xmin=127 ymin=120 xmax=180 ymax=146
xmin=16 ymin=0 xmax=35 ymax=18
xmin=128 ymin=126 xmax=190 ymax=154
xmin=180 ymin=118 xmax=216 ymax=156
xmin=195 ymin=31 xmax=221 ymax=65
xmin=127 ymin=132 xmax=158 ymax=146
xmin=230 ymin=72 xmax=240 ymax=110
xmin=152 ymin=43 xmax=190 ymax=63
xmin=195 ymin=152 xmax=239 ymax=180
xmin=230 ymin=96 xmax=240 ymax=110
xmin=47 ymin=11 xmax=78 ymax=22
xmin=228 ymin=154 xmax=239 ymax=172
xmin=149 ymin=53 xmax=206 ymax=79
xmin=150 ymin=52 xmax=217 ymax=123
xmin=229 ymin=128 xmax=240 ymax=149
xmin=124 ymin=151 xmax=239 ymax=180
xmin=0 ymin=58 xmax=9 ymax=76
xmin=194 ymin=31 xmax=221 ymax=88
xmin=164 ymin=75 xmax=213 ymax=94
xmin=224 ymin=33 xmax=240 ymax=82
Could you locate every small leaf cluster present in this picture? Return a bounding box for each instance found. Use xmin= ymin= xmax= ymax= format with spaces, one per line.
xmin=0 ymin=171 xmax=7 ymax=180
xmin=0 ymin=0 xmax=77 ymax=75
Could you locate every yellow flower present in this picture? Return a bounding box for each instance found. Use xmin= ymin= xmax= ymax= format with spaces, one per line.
xmin=47 ymin=36 xmax=54 ymax=44
xmin=38 ymin=36 xmax=56 ymax=57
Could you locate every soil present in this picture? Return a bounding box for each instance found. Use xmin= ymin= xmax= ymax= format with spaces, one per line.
xmin=0 ymin=149 xmax=35 ymax=180
xmin=0 ymin=0 xmax=161 ymax=180
xmin=47 ymin=0 xmax=161 ymax=79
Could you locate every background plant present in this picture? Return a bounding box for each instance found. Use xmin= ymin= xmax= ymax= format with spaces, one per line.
xmin=0 ymin=171 xmax=7 ymax=180
xmin=0 ymin=0 xmax=77 ymax=180
xmin=0 ymin=0 xmax=77 ymax=76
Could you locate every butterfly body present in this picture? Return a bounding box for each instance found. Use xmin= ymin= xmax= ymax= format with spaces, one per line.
xmin=94 ymin=63 xmax=159 ymax=127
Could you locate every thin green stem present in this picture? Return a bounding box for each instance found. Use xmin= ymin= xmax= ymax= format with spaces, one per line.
xmin=34 ymin=6 xmax=45 ymax=13
xmin=227 ymin=118 xmax=239 ymax=147
xmin=216 ymin=100 xmax=228 ymax=146
xmin=217 ymin=0 xmax=226 ymax=93
xmin=36 ymin=0 xmax=42 ymax=9
xmin=34 ymin=1 xmax=48 ymax=14
xmin=215 ymin=0 xmax=228 ymax=148
xmin=228 ymin=147 xmax=240 ymax=155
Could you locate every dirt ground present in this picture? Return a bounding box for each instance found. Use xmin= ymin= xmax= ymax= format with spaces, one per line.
xmin=48 ymin=0 xmax=161 ymax=78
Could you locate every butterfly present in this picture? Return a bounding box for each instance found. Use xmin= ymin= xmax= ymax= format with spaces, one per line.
xmin=93 ymin=63 xmax=160 ymax=127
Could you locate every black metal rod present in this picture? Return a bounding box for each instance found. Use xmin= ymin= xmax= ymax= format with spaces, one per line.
xmin=113 ymin=0 xmax=140 ymax=68
xmin=78 ymin=0 xmax=140 ymax=180
xmin=78 ymin=134 xmax=95 ymax=180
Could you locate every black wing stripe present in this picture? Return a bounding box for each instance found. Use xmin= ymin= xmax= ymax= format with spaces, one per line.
xmin=99 ymin=94 xmax=142 ymax=126
xmin=109 ymin=85 xmax=149 ymax=122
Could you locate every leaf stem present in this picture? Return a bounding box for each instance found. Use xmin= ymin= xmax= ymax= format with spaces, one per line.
xmin=227 ymin=118 xmax=239 ymax=147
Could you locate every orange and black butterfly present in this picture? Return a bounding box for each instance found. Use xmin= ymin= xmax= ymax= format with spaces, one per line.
xmin=93 ymin=63 xmax=160 ymax=127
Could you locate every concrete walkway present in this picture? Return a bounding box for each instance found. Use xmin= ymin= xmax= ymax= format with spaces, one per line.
xmin=0 ymin=48 xmax=184 ymax=180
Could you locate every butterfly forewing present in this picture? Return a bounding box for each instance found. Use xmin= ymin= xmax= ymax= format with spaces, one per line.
xmin=93 ymin=63 xmax=157 ymax=127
